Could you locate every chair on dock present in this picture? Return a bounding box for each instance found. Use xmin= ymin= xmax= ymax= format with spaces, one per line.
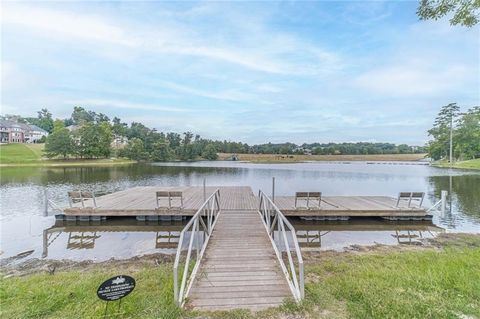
xmin=396 ymin=192 xmax=425 ymax=208
xmin=68 ymin=191 xmax=97 ymax=208
xmin=295 ymin=192 xmax=322 ymax=209
xmin=156 ymin=191 xmax=184 ymax=209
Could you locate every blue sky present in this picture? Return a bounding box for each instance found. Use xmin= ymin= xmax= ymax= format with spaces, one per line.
xmin=1 ymin=1 xmax=478 ymax=145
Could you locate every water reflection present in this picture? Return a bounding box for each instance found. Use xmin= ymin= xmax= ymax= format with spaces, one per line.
xmin=290 ymin=218 xmax=444 ymax=251
xmin=429 ymin=175 xmax=480 ymax=220
xmin=40 ymin=218 xmax=206 ymax=261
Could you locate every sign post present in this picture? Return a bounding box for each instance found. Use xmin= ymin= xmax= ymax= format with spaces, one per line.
xmin=97 ymin=275 xmax=135 ymax=318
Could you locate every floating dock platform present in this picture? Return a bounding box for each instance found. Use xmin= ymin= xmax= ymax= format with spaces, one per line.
xmin=58 ymin=186 xmax=431 ymax=221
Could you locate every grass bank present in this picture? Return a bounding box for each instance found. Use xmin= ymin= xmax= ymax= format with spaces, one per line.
xmin=2 ymin=233 xmax=479 ymax=319
xmin=432 ymin=158 xmax=480 ymax=170
xmin=0 ymin=144 xmax=135 ymax=167
xmin=218 ymin=153 xmax=427 ymax=163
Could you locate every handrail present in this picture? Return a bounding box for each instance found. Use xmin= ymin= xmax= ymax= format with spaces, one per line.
xmin=426 ymin=199 xmax=442 ymax=212
xmin=427 ymin=190 xmax=448 ymax=213
xmin=258 ymin=190 xmax=304 ymax=301
xmin=173 ymin=189 xmax=221 ymax=307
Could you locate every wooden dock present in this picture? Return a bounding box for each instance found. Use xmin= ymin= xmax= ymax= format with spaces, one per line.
xmin=55 ymin=185 xmax=433 ymax=311
xmin=188 ymin=209 xmax=291 ymax=310
xmin=61 ymin=186 xmax=430 ymax=220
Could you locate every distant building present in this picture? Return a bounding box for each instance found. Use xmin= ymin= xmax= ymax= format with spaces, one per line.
xmin=0 ymin=119 xmax=49 ymax=144
xmin=66 ymin=124 xmax=82 ymax=132
xmin=25 ymin=124 xmax=48 ymax=143
xmin=112 ymin=134 xmax=129 ymax=149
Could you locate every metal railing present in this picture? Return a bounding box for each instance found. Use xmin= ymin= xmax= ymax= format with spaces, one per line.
xmin=44 ymin=189 xmax=64 ymax=216
xmin=258 ymin=190 xmax=304 ymax=301
xmin=173 ymin=189 xmax=221 ymax=307
xmin=427 ymin=190 xmax=448 ymax=213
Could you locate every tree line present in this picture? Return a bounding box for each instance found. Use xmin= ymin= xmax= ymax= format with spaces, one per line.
xmin=427 ymin=103 xmax=480 ymax=161
xmin=8 ymin=106 xmax=427 ymax=161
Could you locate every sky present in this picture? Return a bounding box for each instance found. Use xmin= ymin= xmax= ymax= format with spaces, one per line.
xmin=1 ymin=1 xmax=479 ymax=145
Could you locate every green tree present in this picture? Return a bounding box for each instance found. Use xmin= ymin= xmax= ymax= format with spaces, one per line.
xmin=455 ymin=107 xmax=480 ymax=160
xmin=44 ymin=120 xmax=75 ymax=159
xmin=77 ymin=122 xmax=113 ymax=158
xmin=120 ymin=138 xmax=149 ymax=161
xmin=71 ymin=106 xmax=95 ymax=125
xmin=25 ymin=108 xmax=54 ymax=133
xmin=202 ymin=144 xmax=218 ymax=160
xmin=112 ymin=117 xmax=128 ymax=136
xmin=177 ymin=132 xmax=196 ymax=160
xmin=151 ymin=141 xmax=173 ymax=161
xmin=417 ymin=0 xmax=480 ymax=27
xmin=428 ymin=103 xmax=461 ymax=160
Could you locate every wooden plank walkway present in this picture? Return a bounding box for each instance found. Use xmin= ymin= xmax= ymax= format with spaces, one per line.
xmin=188 ymin=209 xmax=292 ymax=311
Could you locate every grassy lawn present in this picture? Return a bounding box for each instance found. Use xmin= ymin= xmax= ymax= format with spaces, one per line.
xmin=0 ymin=144 xmax=134 ymax=167
xmin=217 ymin=153 xmax=428 ymax=163
xmin=0 ymin=143 xmax=44 ymax=164
xmin=1 ymin=234 xmax=479 ymax=319
xmin=433 ymin=158 xmax=480 ymax=170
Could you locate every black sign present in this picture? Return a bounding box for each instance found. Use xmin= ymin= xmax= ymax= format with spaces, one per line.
xmin=97 ymin=275 xmax=135 ymax=301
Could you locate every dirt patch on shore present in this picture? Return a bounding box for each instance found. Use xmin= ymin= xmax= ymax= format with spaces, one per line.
xmin=1 ymin=253 xmax=174 ymax=278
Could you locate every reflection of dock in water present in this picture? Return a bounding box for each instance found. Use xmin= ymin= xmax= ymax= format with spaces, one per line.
xmin=290 ymin=219 xmax=444 ymax=249
xmin=42 ymin=219 xmax=188 ymax=258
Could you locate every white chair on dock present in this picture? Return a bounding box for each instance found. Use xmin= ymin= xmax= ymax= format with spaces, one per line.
xmin=295 ymin=192 xmax=322 ymax=209
xmin=68 ymin=191 xmax=97 ymax=208
xmin=396 ymin=192 xmax=425 ymax=208
xmin=156 ymin=191 xmax=184 ymax=209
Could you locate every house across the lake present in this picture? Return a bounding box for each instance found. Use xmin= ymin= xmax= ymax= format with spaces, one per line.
xmin=0 ymin=119 xmax=49 ymax=144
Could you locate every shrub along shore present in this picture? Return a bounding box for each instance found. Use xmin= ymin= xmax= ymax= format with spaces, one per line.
xmin=1 ymin=233 xmax=479 ymax=319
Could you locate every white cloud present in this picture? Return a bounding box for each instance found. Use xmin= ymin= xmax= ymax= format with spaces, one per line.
xmin=65 ymin=99 xmax=189 ymax=113
xmin=353 ymin=63 xmax=470 ymax=96
xmin=159 ymin=81 xmax=255 ymax=102
xmin=1 ymin=3 xmax=341 ymax=76
xmin=1 ymin=5 xmax=137 ymax=47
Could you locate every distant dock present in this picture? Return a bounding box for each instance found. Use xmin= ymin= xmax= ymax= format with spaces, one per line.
xmin=58 ymin=186 xmax=431 ymax=221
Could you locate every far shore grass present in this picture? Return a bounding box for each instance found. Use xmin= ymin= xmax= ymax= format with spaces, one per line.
xmin=432 ymin=158 xmax=480 ymax=170
xmin=0 ymin=143 xmax=135 ymax=167
xmin=218 ymin=152 xmax=428 ymax=163
xmin=1 ymin=233 xmax=479 ymax=319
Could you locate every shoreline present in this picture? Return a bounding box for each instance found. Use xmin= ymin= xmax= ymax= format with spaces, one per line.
xmin=1 ymin=233 xmax=476 ymax=277
xmin=0 ymin=159 xmax=136 ymax=167
xmin=431 ymin=159 xmax=480 ymax=171
xmin=217 ymin=153 xmax=429 ymax=163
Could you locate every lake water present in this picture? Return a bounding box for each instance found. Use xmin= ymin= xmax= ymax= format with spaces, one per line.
xmin=1 ymin=161 xmax=479 ymax=263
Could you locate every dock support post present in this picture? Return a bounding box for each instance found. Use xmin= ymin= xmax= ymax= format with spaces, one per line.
xmin=441 ymin=190 xmax=448 ymax=214
xmin=272 ymin=177 xmax=275 ymax=203
xmin=44 ymin=189 xmax=48 ymax=217
xmin=203 ymin=178 xmax=206 ymax=202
